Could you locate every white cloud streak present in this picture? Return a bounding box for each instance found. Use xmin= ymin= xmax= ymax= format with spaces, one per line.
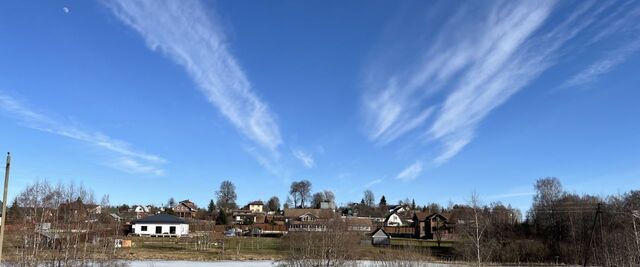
xmin=104 ymin=0 xmax=282 ymax=152
xmin=292 ymin=149 xmax=315 ymax=168
xmin=363 ymin=177 xmax=383 ymax=188
xmin=563 ymin=40 xmax=640 ymax=88
xmin=395 ymin=161 xmax=423 ymax=181
xmin=363 ymin=0 xmax=640 ymax=165
xmin=0 ymin=94 xmax=166 ymax=175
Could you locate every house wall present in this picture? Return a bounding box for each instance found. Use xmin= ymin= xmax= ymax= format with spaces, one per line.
xmin=132 ymin=223 xmax=189 ymax=237
xmin=371 ymin=230 xmax=390 ymax=246
xmin=385 ymin=214 xmax=403 ymax=226
xmin=249 ymin=204 xmax=263 ymax=213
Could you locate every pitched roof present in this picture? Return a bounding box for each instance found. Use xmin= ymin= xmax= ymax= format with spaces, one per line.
xmin=426 ymin=212 xmax=449 ymax=221
xmin=283 ymin=208 xmax=335 ymax=220
xmin=345 ymin=217 xmax=373 ymax=226
xmin=371 ymin=227 xmax=390 ymax=238
xmin=248 ymin=201 xmax=264 ymax=205
xmin=413 ymin=212 xmax=431 ymax=221
xmin=177 ymin=200 xmax=197 ymax=211
xmin=133 ymin=214 xmax=186 ymax=224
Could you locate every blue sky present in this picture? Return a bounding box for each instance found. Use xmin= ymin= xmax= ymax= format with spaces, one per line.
xmin=1 ymin=0 xmax=639 ymax=212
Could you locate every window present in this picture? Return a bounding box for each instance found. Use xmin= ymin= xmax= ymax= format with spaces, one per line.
xmin=141 ymin=226 xmax=147 ymax=231
xmin=170 ymin=226 xmax=176 ymax=234
xmin=155 ymin=226 xmax=162 ymax=234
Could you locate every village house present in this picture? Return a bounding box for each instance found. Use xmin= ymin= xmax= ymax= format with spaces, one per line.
xmin=232 ymin=209 xmax=266 ymax=224
xmin=413 ymin=212 xmax=452 ymax=239
xmin=320 ymin=200 xmax=336 ymax=211
xmin=231 ymin=200 xmax=268 ymax=224
xmin=174 ymin=200 xmax=198 ymax=218
xmin=131 ymin=214 xmax=189 ymax=237
xmin=344 ymin=216 xmax=374 ymax=233
xmin=383 ymin=206 xmax=413 ymax=227
xmin=284 ymin=208 xmax=336 ymax=232
xmin=133 ymin=205 xmax=151 ymax=219
xmin=247 ymin=200 xmax=264 ymax=213
xmin=57 ymin=198 xmax=102 ymax=220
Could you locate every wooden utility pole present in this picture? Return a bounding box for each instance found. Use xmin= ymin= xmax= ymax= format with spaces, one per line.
xmin=0 ymin=152 xmax=11 ymax=262
xmin=583 ymin=202 xmax=602 ymax=267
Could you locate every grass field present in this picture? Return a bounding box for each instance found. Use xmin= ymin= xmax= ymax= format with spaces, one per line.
xmin=115 ymin=236 xmax=285 ymax=261
xmin=390 ymin=238 xmax=455 ymax=248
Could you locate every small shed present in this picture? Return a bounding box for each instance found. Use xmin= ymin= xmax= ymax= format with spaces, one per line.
xmin=371 ymin=227 xmax=391 ymax=246
xmin=131 ymin=214 xmax=189 ymax=237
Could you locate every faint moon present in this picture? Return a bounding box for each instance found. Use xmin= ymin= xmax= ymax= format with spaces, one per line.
xmin=63 ymin=7 xmax=69 ymax=13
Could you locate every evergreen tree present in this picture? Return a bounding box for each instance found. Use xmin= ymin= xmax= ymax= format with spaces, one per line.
xmin=216 ymin=209 xmax=228 ymax=225
xmin=8 ymin=197 xmax=20 ymax=221
xmin=207 ymin=199 xmax=216 ymax=213
xmin=379 ymin=195 xmax=387 ymax=207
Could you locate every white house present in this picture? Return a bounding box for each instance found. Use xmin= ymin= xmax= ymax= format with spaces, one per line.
xmin=134 ymin=205 xmax=150 ymax=213
xmin=131 ymin=214 xmax=189 ymax=237
xmin=385 ymin=213 xmax=405 ymax=226
xmin=247 ymin=201 xmax=264 ymax=213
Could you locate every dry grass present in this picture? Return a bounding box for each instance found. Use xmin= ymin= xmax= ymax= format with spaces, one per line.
xmin=113 ymin=236 xmax=285 ymax=261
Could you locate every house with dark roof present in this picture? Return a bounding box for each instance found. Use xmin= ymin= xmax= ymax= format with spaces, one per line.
xmin=283 ymin=208 xmax=337 ymax=232
xmin=131 ymin=214 xmax=189 ymax=237
xmin=413 ymin=212 xmax=452 ymax=239
xmin=174 ymin=200 xmax=197 ymax=218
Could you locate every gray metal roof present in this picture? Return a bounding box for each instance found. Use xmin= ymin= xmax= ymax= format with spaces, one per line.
xmin=133 ymin=214 xmax=186 ymax=224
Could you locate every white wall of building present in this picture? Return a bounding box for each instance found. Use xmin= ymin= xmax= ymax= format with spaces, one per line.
xmin=132 ymin=223 xmax=189 ymax=237
xmin=386 ymin=214 xmax=404 ymax=226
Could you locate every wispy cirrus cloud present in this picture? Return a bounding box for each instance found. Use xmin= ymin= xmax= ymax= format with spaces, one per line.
xmin=396 ymin=161 xmax=423 ymax=181
xmin=363 ymin=0 xmax=640 ymax=167
xmin=363 ymin=177 xmax=384 ymax=188
xmin=0 ymin=94 xmax=166 ymax=175
xmin=292 ymin=149 xmax=315 ymax=168
xmin=104 ymin=0 xmax=282 ymax=153
xmin=563 ymin=39 xmax=640 ymax=88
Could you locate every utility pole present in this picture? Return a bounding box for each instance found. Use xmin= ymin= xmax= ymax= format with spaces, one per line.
xmin=632 ymin=210 xmax=640 ymax=257
xmin=583 ymin=202 xmax=602 ymax=267
xmin=0 ymin=152 xmax=11 ymax=262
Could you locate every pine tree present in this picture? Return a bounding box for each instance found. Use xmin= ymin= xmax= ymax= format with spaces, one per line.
xmin=8 ymin=197 xmax=20 ymax=222
xmin=379 ymin=195 xmax=387 ymax=207
xmin=207 ymin=199 xmax=216 ymax=213
xmin=216 ymin=209 xmax=228 ymax=225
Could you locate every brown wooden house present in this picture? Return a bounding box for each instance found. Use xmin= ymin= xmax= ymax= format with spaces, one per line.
xmin=413 ymin=212 xmax=452 ymax=240
xmin=174 ymin=200 xmax=198 ymax=218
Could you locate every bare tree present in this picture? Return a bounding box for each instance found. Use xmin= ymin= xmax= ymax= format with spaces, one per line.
xmin=279 ymin=218 xmax=359 ymax=267
xmin=100 ymin=194 xmax=110 ymax=208
xmin=363 ymin=190 xmax=375 ymax=207
xmin=311 ymin=192 xmax=325 ymax=209
xmin=532 ymin=177 xmax=563 ymax=257
xmin=11 ymin=180 xmax=119 ymax=265
xmin=167 ymin=197 xmax=176 ymax=208
xmin=324 ymin=190 xmax=335 ymax=206
xmin=289 ymin=180 xmax=312 ymax=208
xmin=284 ymin=196 xmax=293 ymax=209
xmin=216 ymin=180 xmax=237 ymax=212
xmin=458 ymin=191 xmax=489 ymax=267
